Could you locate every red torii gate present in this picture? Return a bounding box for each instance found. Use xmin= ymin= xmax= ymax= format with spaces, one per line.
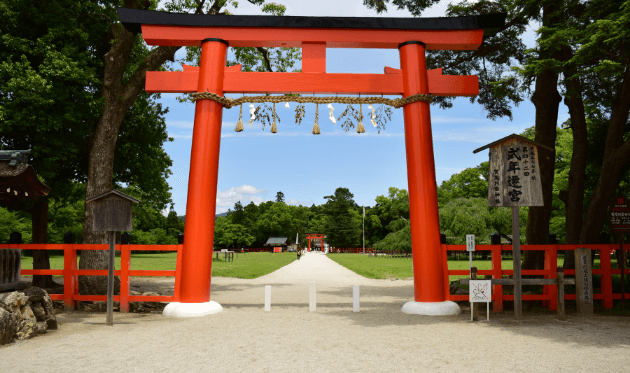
xmin=305 ymin=233 xmax=325 ymax=253
xmin=117 ymin=8 xmax=505 ymax=317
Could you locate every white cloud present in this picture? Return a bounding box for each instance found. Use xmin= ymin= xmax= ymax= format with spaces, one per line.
xmin=233 ymin=185 xmax=266 ymax=195
xmin=287 ymin=198 xmax=311 ymax=206
xmin=215 ymin=185 xmax=269 ymax=213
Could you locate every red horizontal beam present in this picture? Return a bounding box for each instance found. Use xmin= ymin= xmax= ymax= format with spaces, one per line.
xmin=142 ymin=25 xmax=485 ymax=50
xmin=128 ymin=270 xmax=176 ymax=277
xmin=72 ymin=295 xmax=174 ymax=302
xmin=145 ymin=68 xmax=479 ymax=96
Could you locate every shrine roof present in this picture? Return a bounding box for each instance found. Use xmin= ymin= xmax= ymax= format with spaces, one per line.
xmin=117 ymin=8 xmax=506 ymax=38
xmin=472 ymin=134 xmax=554 ymax=154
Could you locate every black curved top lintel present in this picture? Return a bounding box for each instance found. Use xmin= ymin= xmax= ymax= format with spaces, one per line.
xmin=116 ymin=8 xmax=506 ymax=38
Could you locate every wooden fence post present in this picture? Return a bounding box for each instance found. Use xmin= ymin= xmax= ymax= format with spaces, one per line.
xmin=471 ymin=267 xmax=478 ymax=321
xmin=599 ymin=246 xmax=613 ymax=309
xmin=490 ymin=233 xmax=503 ymax=312
xmin=175 ymin=243 xmax=183 ymax=302
xmin=120 ymin=243 xmax=131 ymax=313
xmin=544 ymin=235 xmax=558 ymax=311
xmin=557 ymin=266 xmax=566 ymax=320
xmin=63 ymin=244 xmax=77 ymax=310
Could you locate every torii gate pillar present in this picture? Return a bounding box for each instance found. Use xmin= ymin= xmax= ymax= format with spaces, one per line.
xmin=163 ymin=39 xmax=228 ymax=317
xmin=399 ymin=41 xmax=458 ymax=315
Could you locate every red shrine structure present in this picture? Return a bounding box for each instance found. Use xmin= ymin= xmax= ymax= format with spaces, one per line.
xmin=305 ymin=233 xmax=325 ymax=252
xmin=117 ymin=8 xmax=505 ymax=317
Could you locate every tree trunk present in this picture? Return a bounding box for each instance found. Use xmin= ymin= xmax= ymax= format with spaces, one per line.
xmin=523 ymin=3 xmax=562 ymax=273
xmin=30 ymin=198 xmax=58 ymax=289
xmin=561 ymin=68 xmax=589 ymax=270
xmin=79 ymin=11 xmax=179 ymax=295
xmin=579 ymin=66 xmax=630 ymax=245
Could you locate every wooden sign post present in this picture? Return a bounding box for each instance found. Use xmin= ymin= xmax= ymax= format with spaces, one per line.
xmin=609 ymin=196 xmax=629 ymax=311
xmin=474 ymin=134 xmax=552 ymax=319
xmin=86 ymin=190 xmax=141 ymax=326
xmin=574 ymin=248 xmax=594 ymax=314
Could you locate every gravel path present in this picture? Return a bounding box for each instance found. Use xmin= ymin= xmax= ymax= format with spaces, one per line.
xmin=2 ymin=252 xmax=630 ymax=372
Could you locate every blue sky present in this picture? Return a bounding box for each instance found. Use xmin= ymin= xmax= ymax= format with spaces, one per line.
xmin=152 ymin=0 xmax=568 ymax=215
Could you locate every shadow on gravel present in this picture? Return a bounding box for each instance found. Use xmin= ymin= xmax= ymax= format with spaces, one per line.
xmin=315 ymin=286 xmax=630 ymax=349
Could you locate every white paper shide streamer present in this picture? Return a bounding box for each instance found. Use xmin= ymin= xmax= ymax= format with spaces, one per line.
xmin=368 ymin=104 xmax=377 ymax=127
xmin=327 ymin=103 xmax=336 ymax=124
xmin=249 ymin=103 xmax=256 ymax=126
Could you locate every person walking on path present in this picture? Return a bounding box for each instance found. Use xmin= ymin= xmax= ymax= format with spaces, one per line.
xmin=297 ymin=249 xmax=302 ymax=260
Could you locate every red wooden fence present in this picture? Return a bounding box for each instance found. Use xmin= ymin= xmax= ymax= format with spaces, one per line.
xmin=4 ymin=243 xmax=182 ymax=313
xmin=329 ymin=248 xmax=374 ymax=253
xmin=4 ymin=243 xmax=628 ymax=313
xmin=443 ymin=244 xmax=629 ymax=311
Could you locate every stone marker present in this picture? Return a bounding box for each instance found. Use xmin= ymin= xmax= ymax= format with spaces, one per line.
xmin=309 ymin=281 xmax=316 ymax=312
xmin=574 ymin=248 xmax=594 ymax=314
xmin=353 ymin=285 xmax=360 ymax=312
xmin=264 ymin=285 xmax=271 ymax=312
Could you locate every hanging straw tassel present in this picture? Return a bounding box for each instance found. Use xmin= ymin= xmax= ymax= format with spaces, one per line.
xmin=235 ymin=104 xmax=244 ymax=132
xmin=356 ymin=104 xmax=365 ymax=133
xmin=271 ymin=102 xmax=278 ymax=133
xmin=312 ymin=103 xmax=320 ymax=135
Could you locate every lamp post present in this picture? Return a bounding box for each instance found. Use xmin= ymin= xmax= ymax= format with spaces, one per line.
xmin=363 ymin=207 xmax=365 ymax=254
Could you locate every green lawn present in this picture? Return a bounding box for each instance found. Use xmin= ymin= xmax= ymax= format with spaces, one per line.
xmin=19 ymin=252 xmax=296 ymax=279
xmin=327 ymin=253 xmax=624 ymax=281
xmin=18 ymin=251 xmax=625 ymax=290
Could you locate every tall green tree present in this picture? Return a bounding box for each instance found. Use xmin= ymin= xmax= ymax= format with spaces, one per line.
xmin=323 ymin=188 xmax=361 ymax=248
xmin=214 ymin=216 xmax=254 ymax=249
xmin=368 ymin=187 xmax=409 ymax=243
xmin=518 ymin=0 xmax=630 ymax=268
xmin=437 ymin=162 xmax=489 ymax=206
xmin=165 ymin=206 xmax=185 ymax=237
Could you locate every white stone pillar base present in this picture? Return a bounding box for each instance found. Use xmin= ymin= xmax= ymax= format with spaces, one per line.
xmin=401 ymin=301 xmax=461 ymax=316
xmin=162 ymin=301 xmax=223 ymax=318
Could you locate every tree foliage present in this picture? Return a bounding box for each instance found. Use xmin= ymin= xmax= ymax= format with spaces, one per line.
xmin=322 ymin=188 xmax=361 ymax=248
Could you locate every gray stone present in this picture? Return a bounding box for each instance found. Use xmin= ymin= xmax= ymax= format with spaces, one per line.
xmin=45 ymin=317 xmax=58 ymax=330
xmin=37 ymin=321 xmax=48 ymax=334
xmin=32 ymin=303 xmax=46 ymax=321
xmin=15 ymin=319 xmax=38 ymax=340
xmin=0 ymin=292 xmax=28 ymax=312
xmin=19 ymin=305 xmax=37 ymax=325
xmin=0 ymin=287 xmax=59 ymax=344
xmin=23 ymin=286 xmax=47 ymax=303
xmin=41 ymin=293 xmax=56 ymax=318
xmin=0 ymin=308 xmax=17 ymax=345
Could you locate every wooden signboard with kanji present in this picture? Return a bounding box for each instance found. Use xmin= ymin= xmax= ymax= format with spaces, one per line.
xmin=484 ymin=136 xmax=544 ymax=207
xmin=473 ymin=134 xmax=552 ymax=319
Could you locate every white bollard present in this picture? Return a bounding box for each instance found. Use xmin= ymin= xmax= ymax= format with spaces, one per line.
xmin=264 ymin=285 xmax=271 ymax=312
xmin=309 ymin=281 xmax=316 ymax=312
xmin=353 ymin=285 xmax=360 ymax=312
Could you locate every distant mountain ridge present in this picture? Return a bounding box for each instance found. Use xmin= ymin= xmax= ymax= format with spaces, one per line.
xmin=177 ymin=211 xmax=228 ymax=224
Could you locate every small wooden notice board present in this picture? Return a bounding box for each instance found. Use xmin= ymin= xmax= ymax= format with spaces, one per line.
xmin=484 ymin=136 xmax=544 ymax=207
xmin=474 ymin=134 xmax=552 ymax=319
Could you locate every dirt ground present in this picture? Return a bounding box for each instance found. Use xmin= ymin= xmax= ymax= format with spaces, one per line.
xmin=2 ymin=253 xmax=630 ymax=372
